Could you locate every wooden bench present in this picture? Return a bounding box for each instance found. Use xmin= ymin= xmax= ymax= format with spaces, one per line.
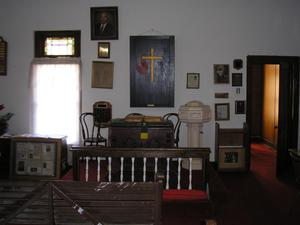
xmin=0 ymin=180 xmax=162 ymax=225
xmin=215 ymin=123 xmax=249 ymax=172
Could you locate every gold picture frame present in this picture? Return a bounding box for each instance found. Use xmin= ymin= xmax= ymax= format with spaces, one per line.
xmin=92 ymin=61 xmax=114 ymax=88
xmin=98 ymin=42 xmax=110 ymax=58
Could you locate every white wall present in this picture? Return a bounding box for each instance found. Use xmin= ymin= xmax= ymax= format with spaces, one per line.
xmin=1 ymin=0 xmax=300 ymax=159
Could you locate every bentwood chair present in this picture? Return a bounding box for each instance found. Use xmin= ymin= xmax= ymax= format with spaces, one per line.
xmin=163 ymin=113 xmax=182 ymax=147
xmin=79 ymin=112 xmax=107 ymax=146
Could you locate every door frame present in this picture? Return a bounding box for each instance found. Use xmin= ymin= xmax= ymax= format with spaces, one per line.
xmin=246 ymin=55 xmax=299 ymax=177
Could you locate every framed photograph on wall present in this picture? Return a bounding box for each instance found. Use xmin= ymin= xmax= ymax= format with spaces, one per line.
xmin=235 ymin=100 xmax=246 ymax=114
xmin=232 ymin=73 xmax=242 ymax=86
xmin=0 ymin=37 xmax=7 ymax=76
xmin=91 ymin=7 xmax=118 ymax=40
xmin=215 ymin=92 xmax=229 ymax=98
xmin=215 ymin=103 xmax=230 ymax=121
xmin=186 ymin=73 xmax=200 ymax=89
xmin=91 ymin=61 xmax=114 ymax=88
xmin=98 ymin=42 xmax=110 ymax=58
xmin=214 ymin=64 xmax=229 ymax=84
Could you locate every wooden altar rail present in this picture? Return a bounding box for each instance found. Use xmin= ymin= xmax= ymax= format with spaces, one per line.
xmin=71 ymin=146 xmax=210 ymax=192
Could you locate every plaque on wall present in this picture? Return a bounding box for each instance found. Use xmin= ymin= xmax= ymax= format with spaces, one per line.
xmin=130 ymin=36 xmax=175 ymax=107
xmin=0 ymin=37 xmax=7 ymax=76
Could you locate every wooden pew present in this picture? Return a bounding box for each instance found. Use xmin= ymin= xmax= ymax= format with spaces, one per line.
xmin=215 ymin=123 xmax=249 ymax=172
xmin=0 ymin=180 xmax=162 ymax=225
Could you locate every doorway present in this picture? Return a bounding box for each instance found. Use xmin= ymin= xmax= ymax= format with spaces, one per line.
xmin=246 ymin=56 xmax=299 ymax=177
xmin=262 ymin=64 xmax=279 ymax=148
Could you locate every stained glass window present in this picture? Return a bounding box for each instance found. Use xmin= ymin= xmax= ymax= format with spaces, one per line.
xmin=35 ymin=31 xmax=80 ymax=57
xmin=45 ymin=37 xmax=75 ymax=56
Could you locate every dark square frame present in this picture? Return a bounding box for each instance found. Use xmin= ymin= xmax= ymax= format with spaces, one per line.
xmin=91 ymin=7 xmax=118 ymax=40
xmin=232 ymin=73 xmax=243 ymax=86
xmin=235 ymin=100 xmax=246 ymax=114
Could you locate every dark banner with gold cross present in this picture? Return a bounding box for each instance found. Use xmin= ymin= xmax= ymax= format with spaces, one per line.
xmin=130 ymin=36 xmax=175 ymax=107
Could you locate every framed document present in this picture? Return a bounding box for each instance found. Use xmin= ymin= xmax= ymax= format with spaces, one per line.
xmin=215 ymin=103 xmax=230 ymax=121
xmin=186 ymin=73 xmax=200 ymax=89
xmin=0 ymin=37 xmax=7 ymax=76
xmin=92 ymin=61 xmax=114 ymax=88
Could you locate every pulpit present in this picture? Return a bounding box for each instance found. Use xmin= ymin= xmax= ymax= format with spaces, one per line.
xmin=179 ymin=101 xmax=212 ymax=169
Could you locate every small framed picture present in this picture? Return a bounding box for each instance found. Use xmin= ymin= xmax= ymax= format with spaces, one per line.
xmin=91 ymin=61 xmax=114 ymax=88
xmin=232 ymin=73 xmax=242 ymax=86
xmin=98 ymin=42 xmax=110 ymax=58
xmin=215 ymin=92 xmax=229 ymax=98
xmin=91 ymin=7 xmax=118 ymax=40
xmin=218 ymin=147 xmax=245 ymax=170
xmin=235 ymin=100 xmax=246 ymax=114
xmin=233 ymin=59 xmax=243 ymax=70
xmin=214 ymin=64 xmax=229 ymax=84
xmin=186 ymin=73 xmax=200 ymax=89
xmin=215 ymin=103 xmax=230 ymax=121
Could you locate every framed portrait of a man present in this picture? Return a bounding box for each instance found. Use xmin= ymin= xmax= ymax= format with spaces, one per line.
xmin=91 ymin=7 xmax=118 ymax=40
xmin=214 ymin=64 xmax=229 ymax=84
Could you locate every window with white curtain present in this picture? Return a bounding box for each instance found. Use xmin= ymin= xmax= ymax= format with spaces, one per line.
xmin=29 ymin=58 xmax=81 ymax=144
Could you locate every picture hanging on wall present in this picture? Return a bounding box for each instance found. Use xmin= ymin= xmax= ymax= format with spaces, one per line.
xmin=130 ymin=35 xmax=175 ymax=107
xmin=98 ymin=42 xmax=110 ymax=58
xmin=91 ymin=7 xmax=118 ymax=40
xmin=214 ymin=64 xmax=229 ymax=84
xmin=232 ymin=73 xmax=242 ymax=86
xmin=0 ymin=36 xmax=7 ymax=76
xmin=186 ymin=73 xmax=200 ymax=89
xmin=233 ymin=59 xmax=243 ymax=70
xmin=215 ymin=93 xmax=229 ymax=98
xmin=215 ymin=103 xmax=230 ymax=121
xmin=91 ymin=61 xmax=114 ymax=89
xmin=235 ymin=100 xmax=246 ymax=114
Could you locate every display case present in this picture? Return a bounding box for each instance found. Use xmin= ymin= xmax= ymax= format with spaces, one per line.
xmin=10 ymin=134 xmax=68 ymax=180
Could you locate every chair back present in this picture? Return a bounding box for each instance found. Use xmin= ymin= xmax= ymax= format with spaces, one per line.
xmin=80 ymin=112 xmax=95 ymax=140
xmin=80 ymin=112 xmax=107 ymax=146
xmin=163 ymin=113 xmax=181 ymax=147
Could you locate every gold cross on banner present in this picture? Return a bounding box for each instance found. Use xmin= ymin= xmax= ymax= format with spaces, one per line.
xmin=142 ymin=48 xmax=162 ymax=82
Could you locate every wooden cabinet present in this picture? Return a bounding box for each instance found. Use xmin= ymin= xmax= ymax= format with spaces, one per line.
xmin=109 ymin=119 xmax=174 ymax=148
xmin=10 ymin=135 xmax=68 ymax=180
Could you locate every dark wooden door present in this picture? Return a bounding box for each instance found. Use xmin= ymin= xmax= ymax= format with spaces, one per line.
xmin=247 ymin=56 xmax=299 ymax=177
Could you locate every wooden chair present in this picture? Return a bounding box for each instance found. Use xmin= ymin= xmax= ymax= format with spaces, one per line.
xmin=79 ymin=112 xmax=107 ymax=146
xmin=163 ymin=113 xmax=181 ymax=147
